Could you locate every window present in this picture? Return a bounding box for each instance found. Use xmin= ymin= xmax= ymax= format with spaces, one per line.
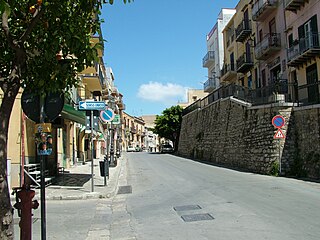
xmin=269 ymin=18 xmax=276 ymax=34
xmin=288 ymin=34 xmax=294 ymax=48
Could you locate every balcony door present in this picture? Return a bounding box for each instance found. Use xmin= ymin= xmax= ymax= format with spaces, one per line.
xmin=304 ymin=20 xmax=312 ymax=48
xmin=230 ymin=52 xmax=235 ymax=71
xmin=306 ymin=63 xmax=319 ymax=103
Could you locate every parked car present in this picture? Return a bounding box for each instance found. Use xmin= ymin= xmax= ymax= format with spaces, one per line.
xmin=160 ymin=144 xmax=174 ymax=153
xmin=127 ymin=145 xmax=136 ymax=152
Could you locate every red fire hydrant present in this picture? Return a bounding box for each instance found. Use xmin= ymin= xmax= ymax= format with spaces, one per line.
xmin=13 ymin=185 xmax=39 ymax=240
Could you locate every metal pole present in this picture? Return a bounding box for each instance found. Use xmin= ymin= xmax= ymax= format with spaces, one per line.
xmin=103 ymin=130 xmax=107 ymax=186
xmin=40 ymin=95 xmax=46 ymax=240
xmin=279 ymin=141 xmax=282 ymax=175
xmin=110 ymin=123 xmax=114 ymax=167
xmin=40 ymin=156 xmax=46 ymax=240
xmin=91 ymin=110 xmax=94 ymax=192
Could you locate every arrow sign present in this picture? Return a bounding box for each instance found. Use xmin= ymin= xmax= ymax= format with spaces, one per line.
xmin=100 ymin=109 xmax=115 ymax=123
xmin=78 ymin=101 xmax=106 ymax=111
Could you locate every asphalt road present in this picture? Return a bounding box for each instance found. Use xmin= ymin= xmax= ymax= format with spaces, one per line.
xmin=122 ymin=152 xmax=320 ymax=240
xmin=14 ymin=152 xmax=320 ymax=240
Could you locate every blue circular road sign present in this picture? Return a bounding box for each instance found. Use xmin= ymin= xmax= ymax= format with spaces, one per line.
xmin=100 ymin=109 xmax=115 ymax=123
xmin=272 ymin=115 xmax=285 ymax=128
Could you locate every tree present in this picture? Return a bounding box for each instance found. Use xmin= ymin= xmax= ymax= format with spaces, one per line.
xmin=0 ymin=0 xmax=130 ymax=238
xmin=153 ymin=105 xmax=183 ymax=150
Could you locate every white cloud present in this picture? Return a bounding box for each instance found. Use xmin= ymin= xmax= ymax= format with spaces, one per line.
xmin=137 ymin=81 xmax=187 ymax=105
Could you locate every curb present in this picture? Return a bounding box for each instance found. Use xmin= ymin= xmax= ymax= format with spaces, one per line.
xmin=10 ymin=156 xmax=126 ymax=202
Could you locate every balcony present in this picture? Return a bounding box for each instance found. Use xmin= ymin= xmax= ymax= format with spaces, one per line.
xmin=111 ymin=87 xmax=119 ymax=96
xmin=81 ymin=63 xmax=104 ymax=92
xmin=255 ymin=33 xmax=281 ymax=60
xmin=235 ymin=20 xmax=252 ymax=42
xmin=117 ymin=100 xmax=126 ymax=110
xmin=130 ymin=127 xmax=137 ymax=134
xmin=202 ymin=51 xmax=215 ymax=68
xmin=252 ymin=0 xmax=278 ymax=22
xmin=90 ymin=36 xmax=104 ymax=58
xmin=204 ymin=77 xmax=216 ymax=93
xmin=236 ymin=53 xmax=254 ymax=73
xmin=287 ymin=33 xmax=320 ymax=67
xmin=285 ymin=0 xmax=308 ymax=12
xmin=220 ymin=63 xmax=237 ymax=83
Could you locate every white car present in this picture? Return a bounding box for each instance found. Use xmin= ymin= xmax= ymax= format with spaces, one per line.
xmin=127 ymin=146 xmax=136 ymax=152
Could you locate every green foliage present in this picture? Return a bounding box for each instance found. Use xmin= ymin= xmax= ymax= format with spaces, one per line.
xmin=0 ymin=0 xmax=130 ymax=94
xmin=153 ymin=105 xmax=183 ymax=144
xmin=269 ymin=161 xmax=279 ymax=177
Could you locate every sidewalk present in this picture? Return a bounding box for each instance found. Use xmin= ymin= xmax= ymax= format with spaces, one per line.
xmin=12 ymin=155 xmax=126 ymax=202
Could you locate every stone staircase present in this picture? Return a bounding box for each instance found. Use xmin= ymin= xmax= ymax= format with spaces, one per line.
xmin=24 ymin=164 xmax=53 ymax=188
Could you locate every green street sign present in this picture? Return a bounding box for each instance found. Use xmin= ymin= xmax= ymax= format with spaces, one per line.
xmin=111 ymin=114 xmax=121 ymax=125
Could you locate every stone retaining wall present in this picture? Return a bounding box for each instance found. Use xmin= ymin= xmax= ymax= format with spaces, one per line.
xmin=178 ymin=97 xmax=320 ymax=179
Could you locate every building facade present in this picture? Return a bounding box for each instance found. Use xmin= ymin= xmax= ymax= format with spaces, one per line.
xmin=203 ymin=8 xmax=236 ymax=92
xmin=122 ymin=112 xmax=145 ymax=151
xmin=5 ymin=33 xmax=125 ymax=188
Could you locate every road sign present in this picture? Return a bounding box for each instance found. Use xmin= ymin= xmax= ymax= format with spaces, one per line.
xmin=274 ymin=129 xmax=285 ymax=139
xmin=272 ymin=115 xmax=285 ymax=128
xmin=111 ymin=114 xmax=121 ymax=125
xmin=100 ymin=109 xmax=115 ymax=123
xmin=78 ymin=101 xmax=106 ymax=111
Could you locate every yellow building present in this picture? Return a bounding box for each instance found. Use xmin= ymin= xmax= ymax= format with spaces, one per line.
xmin=221 ymin=0 xmax=257 ymax=89
xmin=5 ymin=30 xmax=126 ymax=188
xmin=122 ymin=112 xmax=145 ymax=151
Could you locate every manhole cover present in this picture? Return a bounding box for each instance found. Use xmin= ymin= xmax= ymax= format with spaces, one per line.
xmin=173 ymin=205 xmax=201 ymax=212
xmin=117 ymin=185 xmax=132 ymax=194
xmin=181 ymin=213 xmax=214 ymax=222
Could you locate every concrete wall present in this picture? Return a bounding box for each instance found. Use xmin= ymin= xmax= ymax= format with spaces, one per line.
xmin=178 ymin=97 xmax=320 ymax=179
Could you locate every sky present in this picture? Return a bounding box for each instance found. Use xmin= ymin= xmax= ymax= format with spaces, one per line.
xmin=101 ymin=0 xmax=239 ymax=116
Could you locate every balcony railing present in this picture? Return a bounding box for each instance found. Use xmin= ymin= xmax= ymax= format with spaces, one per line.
xmin=221 ymin=63 xmax=237 ymax=83
xmin=252 ymin=0 xmax=278 ymax=21
xmin=183 ymin=80 xmax=294 ymax=116
xmin=287 ymin=32 xmax=320 ymax=67
xmin=236 ymin=52 xmax=254 ymax=73
xmin=204 ymin=77 xmax=216 ymax=93
xmin=235 ymin=20 xmax=252 ymax=42
xmin=255 ymin=33 xmax=281 ymax=60
xmin=202 ymin=51 xmax=215 ymax=68
xmin=297 ymin=81 xmax=320 ymax=105
xmin=285 ymin=0 xmax=308 ymax=12
xmin=182 ymin=80 xmax=320 ymax=116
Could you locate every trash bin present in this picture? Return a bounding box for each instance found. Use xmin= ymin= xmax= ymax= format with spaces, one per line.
xmin=99 ymin=160 xmax=109 ymax=177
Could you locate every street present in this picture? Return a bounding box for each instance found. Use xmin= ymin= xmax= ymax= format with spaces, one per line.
xmin=15 ymin=152 xmax=320 ymax=240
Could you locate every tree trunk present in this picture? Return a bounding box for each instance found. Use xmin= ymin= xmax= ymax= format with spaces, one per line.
xmin=0 ymin=75 xmax=20 ymax=239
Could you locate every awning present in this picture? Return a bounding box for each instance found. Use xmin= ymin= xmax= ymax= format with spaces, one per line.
xmin=61 ymin=104 xmax=86 ymax=125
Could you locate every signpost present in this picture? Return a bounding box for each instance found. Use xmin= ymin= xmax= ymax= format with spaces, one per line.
xmin=78 ymin=100 xmax=107 ymax=192
xmin=272 ymin=115 xmax=286 ymax=175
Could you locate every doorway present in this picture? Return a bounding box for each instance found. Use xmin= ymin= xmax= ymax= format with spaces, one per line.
xmin=306 ymin=63 xmax=319 ymax=103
